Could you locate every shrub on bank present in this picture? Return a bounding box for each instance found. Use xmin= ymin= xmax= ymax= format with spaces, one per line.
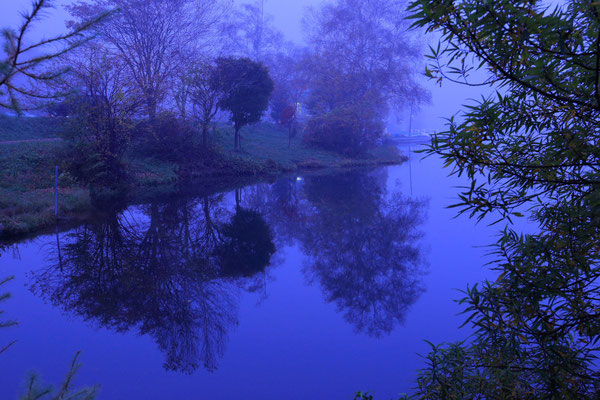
xmin=303 ymin=105 xmax=383 ymax=157
xmin=132 ymin=112 xmax=198 ymax=163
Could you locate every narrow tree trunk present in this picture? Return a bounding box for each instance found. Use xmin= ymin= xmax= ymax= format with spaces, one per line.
xmin=202 ymin=123 xmax=209 ymax=148
xmin=146 ymin=95 xmax=157 ymax=125
xmin=234 ymin=125 xmax=240 ymax=151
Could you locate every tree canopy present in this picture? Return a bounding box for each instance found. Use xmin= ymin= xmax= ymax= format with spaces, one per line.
xmin=301 ymin=0 xmax=429 ymax=155
xmin=214 ymin=57 xmax=274 ymax=151
xmin=67 ymin=0 xmax=228 ymax=121
xmin=406 ymin=0 xmax=600 ymax=397
xmin=221 ymin=0 xmax=284 ymax=64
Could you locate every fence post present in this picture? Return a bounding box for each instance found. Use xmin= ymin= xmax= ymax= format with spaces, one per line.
xmin=55 ymin=166 xmax=58 ymax=217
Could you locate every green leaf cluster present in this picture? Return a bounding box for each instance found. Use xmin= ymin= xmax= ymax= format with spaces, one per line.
xmin=405 ymin=0 xmax=600 ymax=398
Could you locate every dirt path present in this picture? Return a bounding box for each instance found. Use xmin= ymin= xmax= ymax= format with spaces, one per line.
xmin=0 ymin=137 xmax=62 ymax=145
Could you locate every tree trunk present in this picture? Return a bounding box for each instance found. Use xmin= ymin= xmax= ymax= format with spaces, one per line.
xmin=234 ymin=125 xmax=240 ymax=151
xmin=202 ymin=123 xmax=209 ymax=148
xmin=146 ymin=95 xmax=157 ymax=125
xmin=235 ymin=188 xmax=242 ymax=208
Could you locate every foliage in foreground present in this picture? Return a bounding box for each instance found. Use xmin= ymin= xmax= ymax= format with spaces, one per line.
xmin=398 ymin=0 xmax=600 ymax=398
xmin=0 ymin=275 xmax=17 ymax=354
xmin=19 ymin=352 xmax=98 ymax=400
xmin=2 ymin=276 xmax=98 ymax=399
xmin=0 ymin=0 xmax=107 ymax=111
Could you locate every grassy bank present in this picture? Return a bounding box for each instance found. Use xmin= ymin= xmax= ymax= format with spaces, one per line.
xmin=0 ymin=140 xmax=91 ymax=237
xmin=0 ymin=117 xmax=405 ymax=239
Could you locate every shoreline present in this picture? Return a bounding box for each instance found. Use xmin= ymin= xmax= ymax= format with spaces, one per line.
xmin=0 ymin=124 xmax=406 ymax=242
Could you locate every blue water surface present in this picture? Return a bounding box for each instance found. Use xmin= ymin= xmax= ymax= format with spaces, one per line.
xmin=0 ymin=146 xmax=507 ymax=399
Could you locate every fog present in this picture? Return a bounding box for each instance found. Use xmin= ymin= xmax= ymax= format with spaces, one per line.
xmin=2 ymin=1 xmax=594 ymax=398
xmin=0 ymin=0 xmax=488 ymax=132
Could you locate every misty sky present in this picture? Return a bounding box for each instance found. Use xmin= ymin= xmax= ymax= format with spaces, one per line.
xmin=0 ymin=0 xmax=320 ymax=44
xmin=0 ymin=0 xmax=489 ymax=132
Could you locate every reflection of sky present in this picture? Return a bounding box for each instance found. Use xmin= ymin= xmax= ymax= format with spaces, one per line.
xmin=0 ymin=151 xmax=512 ymax=399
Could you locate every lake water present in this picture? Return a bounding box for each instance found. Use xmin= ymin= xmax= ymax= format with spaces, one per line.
xmin=0 ymin=144 xmax=502 ymax=399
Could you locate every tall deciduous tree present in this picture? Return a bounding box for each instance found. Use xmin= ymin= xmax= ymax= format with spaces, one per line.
xmin=303 ymin=0 xmax=428 ymax=113
xmin=221 ymin=0 xmax=283 ymax=63
xmin=173 ymin=60 xmax=222 ymax=147
xmin=405 ymin=0 xmax=600 ymax=398
xmin=301 ymin=0 xmax=428 ymax=154
xmin=268 ymin=46 xmax=307 ymax=123
xmin=67 ymin=0 xmax=229 ymax=122
xmin=214 ymin=57 xmax=274 ymax=151
xmin=189 ymin=62 xmax=222 ymax=147
xmin=52 ymin=42 xmax=141 ymax=186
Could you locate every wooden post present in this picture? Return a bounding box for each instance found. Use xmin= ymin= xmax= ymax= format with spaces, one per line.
xmin=54 ymin=166 xmax=58 ymax=217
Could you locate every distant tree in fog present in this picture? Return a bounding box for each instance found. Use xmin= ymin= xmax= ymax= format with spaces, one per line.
xmin=304 ymin=0 xmax=428 ymax=112
xmin=67 ymin=0 xmax=230 ymax=123
xmin=171 ymin=59 xmax=221 ymax=147
xmin=221 ymin=0 xmax=284 ymax=63
xmin=267 ymin=46 xmax=307 ymax=148
xmin=280 ymin=105 xmax=298 ymax=147
xmin=213 ymin=57 xmax=274 ymax=151
xmin=222 ymin=1 xmax=307 ymax=133
xmin=301 ymin=0 xmax=429 ymax=155
xmin=268 ymin=46 xmax=307 ymax=122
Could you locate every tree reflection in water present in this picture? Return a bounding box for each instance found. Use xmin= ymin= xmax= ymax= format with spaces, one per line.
xmin=31 ymin=196 xmax=276 ymax=373
xmin=31 ymin=167 xmax=427 ymax=373
xmin=247 ymin=168 xmax=428 ymax=337
xmin=302 ymin=172 xmax=426 ymax=337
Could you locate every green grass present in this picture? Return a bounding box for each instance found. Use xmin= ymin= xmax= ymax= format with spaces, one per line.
xmin=0 ymin=141 xmax=90 ymax=237
xmin=214 ymin=122 xmax=406 ymax=171
xmin=127 ymin=155 xmax=179 ymax=186
xmin=0 ymin=114 xmax=63 ymax=141
xmin=0 ymin=119 xmax=406 ymax=239
xmin=216 ymin=123 xmax=345 ymax=169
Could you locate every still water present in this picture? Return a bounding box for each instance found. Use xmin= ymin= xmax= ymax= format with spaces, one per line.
xmin=1 ymin=146 xmax=501 ymax=399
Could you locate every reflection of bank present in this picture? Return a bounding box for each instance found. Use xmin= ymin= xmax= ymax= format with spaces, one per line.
xmin=33 ymin=197 xmax=276 ymax=374
xmin=247 ymin=168 xmax=429 ymax=337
